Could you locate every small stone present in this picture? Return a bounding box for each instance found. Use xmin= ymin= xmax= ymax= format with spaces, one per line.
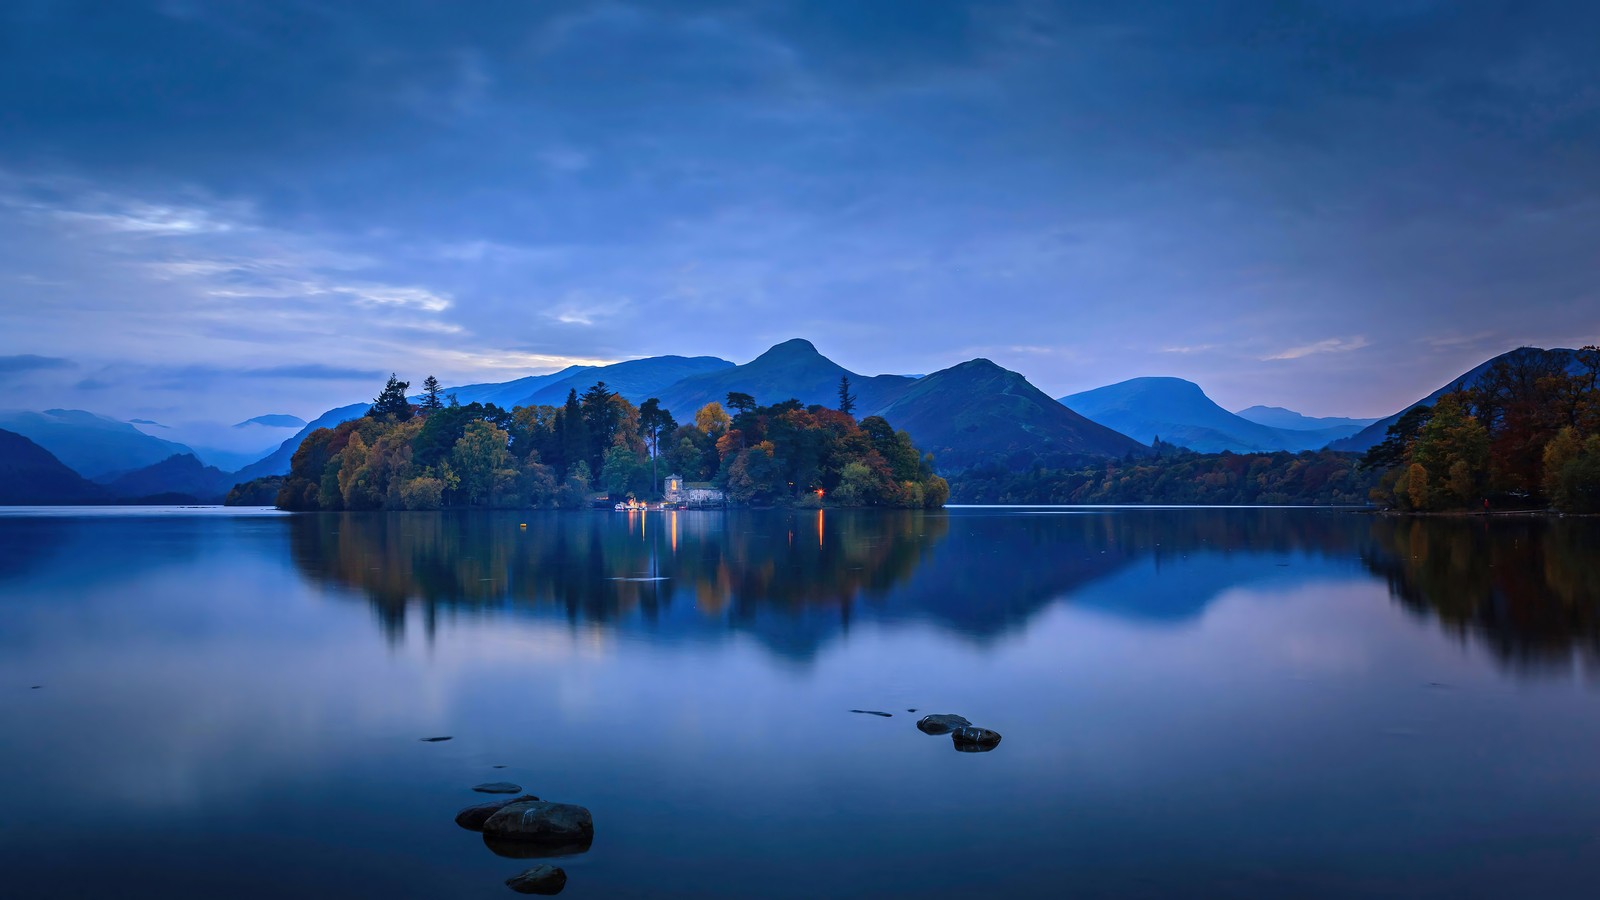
xmin=916 ymin=714 xmax=972 ymax=735
xmin=474 ymin=781 xmax=524 ymax=794
xmin=493 ymin=764 xmax=508 ymax=768
xmin=506 ymin=864 xmax=567 ymax=895
xmin=850 ymin=709 xmax=893 ymax=717
xmin=456 ymin=795 xmax=541 ymax=831
xmin=950 ymin=726 xmax=1002 ymax=751
xmin=419 ymin=736 xmax=452 ymax=742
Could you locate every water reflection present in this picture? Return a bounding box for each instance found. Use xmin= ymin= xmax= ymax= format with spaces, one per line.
xmin=281 ymin=508 xmax=1600 ymax=676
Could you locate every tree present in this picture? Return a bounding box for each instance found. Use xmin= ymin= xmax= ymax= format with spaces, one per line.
xmin=370 ymin=374 xmax=414 ymax=422
xmin=837 ymin=375 xmax=856 ymax=416
xmin=420 ymin=375 xmax=444 ymax=410
xmin=695 ymin=402 xmax=731 ymax=436
xmin=725 ymin=392 xmax=756 ymax=415
xmin=639 ymin=398 xmax=677 ymax=493
xmin=451 ymin=420 xmax=511 ymax=506
xmin=1409 ymin=393 xmax=1489 ymax=509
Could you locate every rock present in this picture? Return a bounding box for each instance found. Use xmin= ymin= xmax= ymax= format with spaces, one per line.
xmin=483 ymin=800 xmax=595 ymax=846
xmin=474 ymin=782 xmax=524 ymax=794
xmin=419 ymin=736 xmax=452 ymax=742
xmin=506 ymin=864 xmax=567 ymax=895
xmin=916 ymin=714 xmax=972 ymax=735
xmin=484 ymin=833 xmax=593 ymax=860
xmin=850 ymin=709 xmax=893 ymax=717
xmin=456 ymin=795 xmax=541 ymax=831
xmin=950 ymin=726 xmax=1002 ymax=750
xmin=493 ymin=765 xmax=508 ymax=768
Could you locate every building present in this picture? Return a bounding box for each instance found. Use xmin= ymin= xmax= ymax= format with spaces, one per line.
xmin=663 ymin=473 xmax=725 ymax=507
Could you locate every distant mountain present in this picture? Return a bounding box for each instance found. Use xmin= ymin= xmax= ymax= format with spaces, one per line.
xmin=518 ymin=355 xmax=735 ymax=407
xmin=234 ymin=414 xmax=307 ymax=429
xmin=0 ymin=408 xmax=197 ymax=478
xmin=1329 ymin=346 xmax=1583 ymax=453
xmin=0 ymin=428 xmax=109 ymax=504
xmin=100 ymin=453 xmax=235 ymax=503
xmin=653 ymin=339 xmax=914 ymax=421
xmin=878 ymin=359 xmax=1148 ymax=469
xmin=1060 ymin=377 xmax=1323 ymax=454
xmin=232 ymin=402 xmax=370 ymax=481
xmin=436 ymin=366 xmax=592 ymax=408
xmin=1234 ymin=405 xmax=1377 ymax=438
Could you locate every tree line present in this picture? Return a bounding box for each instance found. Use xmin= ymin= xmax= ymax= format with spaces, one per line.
xmin=242 ymin=374 xmax=948 ymax=510
xmin=1363 ymin=346 xmax=1600 ymax=513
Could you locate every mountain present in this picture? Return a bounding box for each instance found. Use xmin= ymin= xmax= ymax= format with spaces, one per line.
xmin=100 ymin=453 xmax=235 ymax=503
xmin=1329 ymin=346 xmax=1583 ymax=453
xmin=231 ymin=402 xmax=370 ymax=481
xmin=518 ymin=355 xmax=735 ymax=407
xmin=436 ymin=366 xmax=593 ymax=408
xmin=1234 ymin=406 xmax=1378 ymax=433
xmin=1060 ymin=377 xmax=1324 ymax=454
xmin=878 ymin=359 xmax=1148 ymax=469
xmin=652 ymin=339 xmax=914 ymax=421
xmin=0 ymin=409 xmax=197 ymax=478
xmin=0 ymin=428 xmax=109 ymax=504
xmin=234 ymin=414 xmax=307 ymax=429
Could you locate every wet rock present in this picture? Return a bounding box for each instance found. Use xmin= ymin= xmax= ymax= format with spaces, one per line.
xmin=483 ymin=800 xmax=595 ymax=846
xmin=850 ymin=709 xmax=893 ymax=717
xmin=456 ymin=795 xmax=541 ymax=831
xmin=419 ymin=736 xmax=452 ymax=742
xmin=474 ymin=782 xmax=524 ymax=794
xmin=950 ymin=726 xmax=1002 ymax=750
xmin=506 ymin=864 xmax=567 ymax=895
xmin=916 ymin=714 xmax=971 ymax=735
xmin=484 ymin=833 xmax=593 ymax=860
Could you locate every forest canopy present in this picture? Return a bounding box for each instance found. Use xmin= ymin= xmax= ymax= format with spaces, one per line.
xmin=252 ymin=378 xmax=948 ymax=511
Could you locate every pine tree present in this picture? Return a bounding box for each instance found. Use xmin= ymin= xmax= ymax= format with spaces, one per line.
xmin=837 ymin=375 xmax=856 ymax=416
xmin=369 ymin=374 xmax=414 ymax=422
xmin=421 ymin=375 xmax=444 ymax=410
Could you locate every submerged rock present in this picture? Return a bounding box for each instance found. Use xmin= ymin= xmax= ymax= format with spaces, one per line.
xmin=850 ymin=709 xmax=893 ymax=717
xmin=456 ymin=795 xmax=541 ymax=831
xmin=950 ymin=726 xmax=1002 ymax=751
xmin=916 ymin=714 xmax=972 ymax=735
xmin=474 ymin=782 xmax=524 ymax=794
xmin=483 ymin=800 xmax=595 ymax=846
xmin=419 ymin=736 xmax=453 ymax=742
xmin=506 ymin=864 xmax=567 ymax=895
xmin=484 ymin=833 xmax=593 ymax=860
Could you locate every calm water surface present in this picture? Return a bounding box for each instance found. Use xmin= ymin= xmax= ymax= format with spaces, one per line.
xmin=3 ymin=506 xmax=1600 ymax=898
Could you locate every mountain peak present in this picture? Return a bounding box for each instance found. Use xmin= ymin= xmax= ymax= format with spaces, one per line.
xmin=753 ymin=338 xmax=822 ymax=361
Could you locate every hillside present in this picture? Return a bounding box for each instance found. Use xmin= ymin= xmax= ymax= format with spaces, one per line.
xmin=879 ymin=359 xmax=1148 ymax=469
xmin=1234 ymin=405 xmax=1377 ymax=436
xmin=1329 ymin=346 xmax=1582 ymax=452
xmin=232 ymin=402 xmax=371 ymax=481
xmin=100 ymin=453 xmax=235 ymax=503
xmin=0 ymin=408 xmax=197 ymax=478
xmin=1061 ymin=377 xmax=1319 ymax=453
xmin=431 ymin=366 xmax=591 ymax=408
xmin=0 ymin=428 xmax=108 ymax=504
xmin=651 ymin=339 xmax=914 ymax=420
xmin=519 ymin=355 xmax=734 ymax=407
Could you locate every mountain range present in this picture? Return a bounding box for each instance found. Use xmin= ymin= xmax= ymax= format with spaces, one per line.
xmin=2 ymin=339 xmax=1573 ymax=504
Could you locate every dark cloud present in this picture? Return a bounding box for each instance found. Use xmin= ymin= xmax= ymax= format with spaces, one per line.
xmin=0 ymin=354 xmax=73 ymax=374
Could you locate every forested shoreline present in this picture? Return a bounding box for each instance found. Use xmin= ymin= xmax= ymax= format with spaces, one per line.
xmin=234 ymin=375 xmax=948 ymax=511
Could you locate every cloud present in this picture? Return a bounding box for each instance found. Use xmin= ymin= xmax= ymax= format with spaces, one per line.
xmin=0 ymin=353 xmax=74 ymax=374
xmin=1264 ymin=337 xmax=1372 ymax=361
xmin=240 ymin=364 xmax=385 ymax=381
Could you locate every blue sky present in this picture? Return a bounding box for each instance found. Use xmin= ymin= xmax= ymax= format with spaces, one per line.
xmin=1 ymin=0 xmax=1596 ymax=425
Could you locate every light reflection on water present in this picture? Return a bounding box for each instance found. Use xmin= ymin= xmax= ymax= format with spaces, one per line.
xmin=1 ymin=507 xmax=1598 ymax=898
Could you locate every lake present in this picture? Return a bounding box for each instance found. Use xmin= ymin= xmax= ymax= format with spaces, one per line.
xmin=2 ymin=506 xmax=1599 ymax=898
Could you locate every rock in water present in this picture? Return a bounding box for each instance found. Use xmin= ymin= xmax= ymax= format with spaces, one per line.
xmin=456 ymin=795 xmax=542 ymax=831
xmin=916 ymin=714 xmax=972 ymax=735
xmin=850 ymin=709 xmax=893 ymax=717
xmin=950 ymin=726 xmax=1002 ymax=751
xmin=506 ymin=864 xmax=567 ymax=895
xmin=483 ymin=800 xmax=595 ymax=845
xmin=473 ymin=782 xmax=524 ymax=794
xmin=419 ymin=736 xmax=452 ymax=742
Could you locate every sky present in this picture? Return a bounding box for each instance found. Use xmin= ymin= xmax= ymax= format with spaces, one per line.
xmin=1 ymin=0 xmax=1597 ymax=428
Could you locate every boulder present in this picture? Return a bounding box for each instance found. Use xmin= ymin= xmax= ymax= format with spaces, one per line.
xmin=483 ymin=800 xmax=595 ymax=846
xmin=916 ymin=714 xmax=972 ymax=735
xmin=950 ymin=726 xmax=1002 ymax=751
xmin=484 ymin=833 xmax=593 ymax=860
xmin=419 ymin=736 xmax=452 ymax=742
xmin=506 ymin=864 xmax=567 ymax=895
xmin=456 ymin=795 xmax=541 ymax=831
xmin=850 ymin=709 xmax=893 ymax=717
xmin=473 ymin=782 xmax=524 ymax=794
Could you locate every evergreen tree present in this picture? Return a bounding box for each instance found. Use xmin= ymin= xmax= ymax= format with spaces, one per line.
xmin=420 ymin=375 xmax=444 ymax=410
xmin=369 ymin=374 xmax=414 ymax=422
xmin=837 ymin=375 xmax=856 ymax=416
